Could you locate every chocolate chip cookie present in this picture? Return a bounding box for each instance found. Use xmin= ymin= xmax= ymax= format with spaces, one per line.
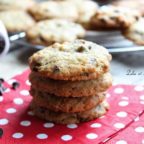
xmin=30 ymin=88 xmax=105 ymax=113
xmin=122 ymin=18 xmax=144 ymax=45
xmin=28 ymin=1 xmax=78 ymax=21
xmin=29 ymin=72 xmax=112 ymax=97
xmin=90 ymin=5 xmax=140 ymax=30
xmin=31 ymin=101 xmax=109 ymax=124
xmin=0 ymin=0 xmax=35 ymax=11
xmin=26 ymin=19 xmax=85 ymax=46
xmin=0 ymin=10 xmax=35 ymax=32
xmin=29 ymin=40 xmax=111 ymax=81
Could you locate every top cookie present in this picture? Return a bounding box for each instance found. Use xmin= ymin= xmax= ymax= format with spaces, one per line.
xmin=29 ymin=40 xmax=111 ymax=81
xmin=26 ymin=19 xmax=85 ymax=46
xmin=28 ymin=1 xmax=79 ymax=21
xmin=0 ymin=0 xmax=35 ymax=11
xmin=90 ymin=5 xmax=140 ymax=30
xmin=0 ymin=10 xmax=35 ymax=32
xmin=122 ymin=18 xmax=144 ymax=45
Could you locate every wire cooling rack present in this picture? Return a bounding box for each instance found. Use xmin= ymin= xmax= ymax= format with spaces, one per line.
xmin=9 ymin=31 xmax=144 ymax=54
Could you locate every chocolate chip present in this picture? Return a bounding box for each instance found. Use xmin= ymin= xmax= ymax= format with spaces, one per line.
xmin=12 ymin=81 xmax=20 ymax=90
xmin=82 ymin=72 xmax=89 ymax=76
xmin=99 ymin=18 xmax=107 ymax=23
xmin=0 ymin=89 xmax=2 ymax=96
xmin=53 ymin=66 xmax=60 ymax=73
xmin=88 ymin=46 xmax=92 ymax=50
xmin=0 ymin=78 xmax=4 ymax=84
xmin=32 ymin=67 xmax=38 ymax=72
xmin=76 ymin=46 xmax=85 ymax=52
xmin=0 ymin=128 xmax=3 ymax=137
xmin=110 ymin=16 xmax=116 ymax=20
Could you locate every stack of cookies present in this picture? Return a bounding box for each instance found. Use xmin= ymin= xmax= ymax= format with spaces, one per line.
xmin=29 ymin=40 xmax=112 ymax=124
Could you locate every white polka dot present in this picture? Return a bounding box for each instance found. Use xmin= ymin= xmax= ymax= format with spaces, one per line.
xmin=0 ymin=97 xmax=3 ymax=102
xmin=36 ymin=133 xmax=48 ymax=139
xmin=67 ymin=124 xmax=78 ymax=129
xmin=114 ymin=88 xmax=124 ymax=94
xmin=6 ymin=108 xmax=17 ymax=114
xmin=140 ymin=101 xmax=144 ymax=104
xmin=12 ymin=132 xmax=24 ymax=139
xmin=26 ymin=80 xmax=31 ymax=86
xmin=116 ymin=140 xmax=128 ymax=144
xmin=13 ymin=98 xmax=23 ymax=105
xmin=20 ymin=120 xmax=31 ymax=126
xmin=140 ymin=95 xmax=144 ymax=101
xmin=27 ymin=111 xmax=34 ymax=116
xmin=114 ymin=123 xmax=125 ymax=129
xmin=142 ymin=139 xmax=144 ymax=144
xmin=121 ymin=96 xmax=129 ymax=100
xmin=90 ymin=123 xmax=102 ymax=128
xmin=118 ymin=101 xmax=129 ymax=107
xmin=135 ymin=127 xmax=144 ymax=133
xmin=86 ymin=133 xmax=98 ymax=139
xmin=0 ymin=118 xmax=9 ymax=125
xmin=20 ymin=90 xmax=29 ymax=96
xmin=43 ymin=122 xmax=54 ymax=128
xmin=116 ymin=112 xmax=127 ymax=118
xmin=134 ymin=85 xmax=144 ymax=91
xmin=5 ymin=88 xmax=10 ymax=93
xmin=7 ymin=79 xmax=16 ymax=85
xmin=106 ymin=93 xmax=110 ymax=98
xmin=61 ymin=135 xmax=73 ymax=141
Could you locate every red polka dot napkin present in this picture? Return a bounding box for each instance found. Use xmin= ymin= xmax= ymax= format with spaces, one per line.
xmin=0 ymin=70 xmax=144 ymax=144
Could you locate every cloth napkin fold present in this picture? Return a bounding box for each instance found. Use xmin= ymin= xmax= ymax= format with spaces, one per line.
xmin=0 ymin=70 xmax=144 ymax=144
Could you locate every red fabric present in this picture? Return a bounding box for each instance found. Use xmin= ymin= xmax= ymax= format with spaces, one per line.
xmin=0 ymin=69 xmax=144 ymax=144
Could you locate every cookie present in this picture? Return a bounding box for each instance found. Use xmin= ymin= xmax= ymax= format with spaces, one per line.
xmin=29 ymin=72 xmax=112 ymax=97
xmin=90 ymin=5 xmax=140 ymax=30
xmin=122 ymin=18 xmax=144 ymax=45
xmin=0 ymin=0 xmax=35 ymax=11
xmin=30 ymin=88 xmax=105 ymax=113
xmin=29 ymin=40 xmax=111 ymax=81
xmin=0 ymin=10 xmax=35 ymax=32
xmin=31 ymin=101 xmax=109 ymax=124
xmin=112 ymin=0 xmax=144 ymax=16
xmin=26 ymin=19 xmax=85 ymax=46
xmin=75 ymin=0 xmax=98 ymax=29
xmin=28 ymin=1 xmax=79 ymax=21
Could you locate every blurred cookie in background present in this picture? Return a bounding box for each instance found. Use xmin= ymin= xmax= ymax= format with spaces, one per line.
xmin=122 ymin=18 xmax=144 ymax=45
xmin=26 ymin=19 xmax=85 ymax=46
xmin=112 ymin=0 xmax=144 ymax=16
xmin=90 ymin=5 xmax=140 ymax=30
xmin=0 ymin=10 xmax=35 ymax=33
xmin=28 ymin=1 xmax=79 ymax=21
xmin=75 ymin=0 xmax=99 ymax=29
xmin=0 ymin=0 xmax=36 ymax=11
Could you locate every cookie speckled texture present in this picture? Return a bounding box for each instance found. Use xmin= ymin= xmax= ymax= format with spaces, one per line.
xmin=0 ymin=10 xmax=35 ymax=32
xmin=31 ymin=101 xmax=109 ymax=124
xmin=91 ymin=5 xmax=140 ymax=30
xmin=29 ymin=40 xmax=111 ymax=81
xmin=28 ymin=1 xmax=79 ymax=21
xmin=0 ymin=0 xmax=35 ymax=11
xmin=122 ymin=18 xmax=144 ymax=45
xmin=30 ymin=88 xmax=105 ymax=113
xmin=29 ymin=72 xmax=112 ymax=97
xmin=26 ymin=19 xmax=85 ymax=46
